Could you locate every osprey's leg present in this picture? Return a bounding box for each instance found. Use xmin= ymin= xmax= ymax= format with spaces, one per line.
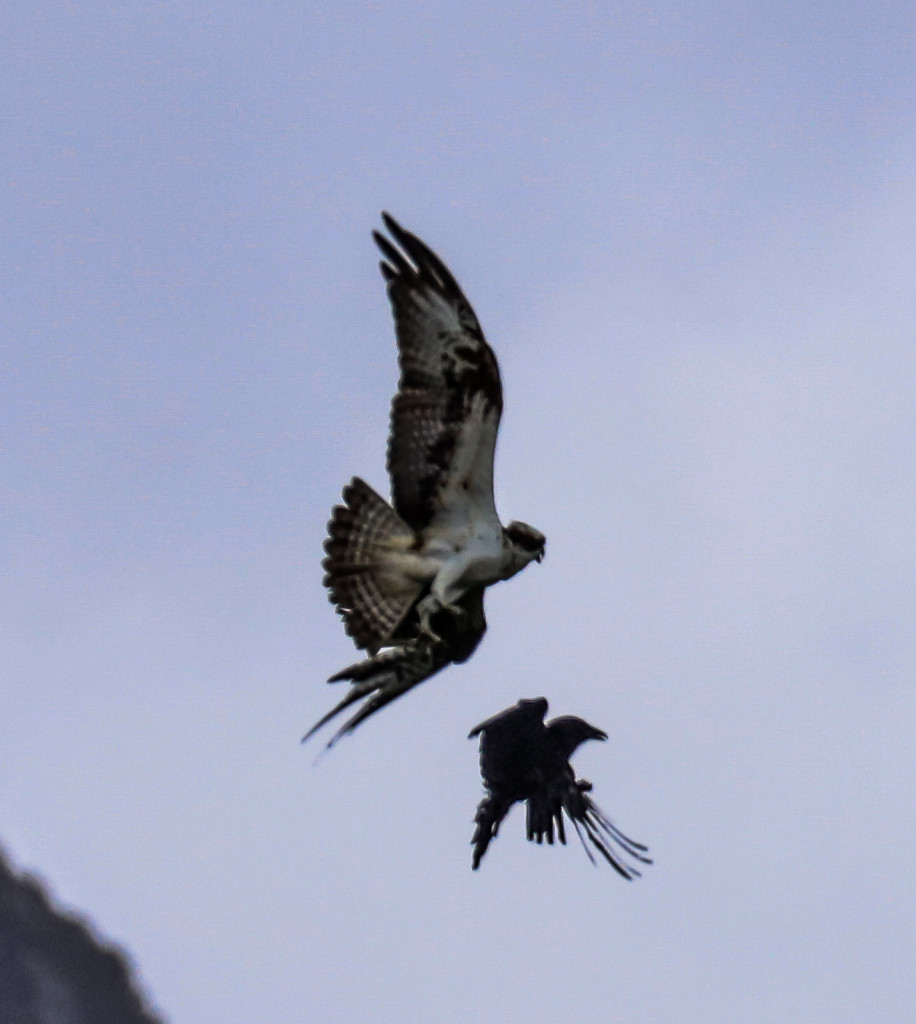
xmin=416 ymin=590 xmax=467 ymax=642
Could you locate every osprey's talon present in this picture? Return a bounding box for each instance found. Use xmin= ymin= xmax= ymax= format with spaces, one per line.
xmin=417 ymin=594 xmax=445 ymax=642
xmin=417 ymin=594 xmax=467 ymax=643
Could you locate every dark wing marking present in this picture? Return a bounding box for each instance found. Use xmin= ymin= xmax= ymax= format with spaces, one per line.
xmin=374 ymin=214 xmax=503 ymax=533
xmin=303 ymin=589 xmax=487 ymax=749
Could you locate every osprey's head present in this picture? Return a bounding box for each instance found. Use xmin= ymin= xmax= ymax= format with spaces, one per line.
xmin=547 ymin=716 xmax=608 ymax=760
xmin=504 ymin=521 xmax=546 ymax=567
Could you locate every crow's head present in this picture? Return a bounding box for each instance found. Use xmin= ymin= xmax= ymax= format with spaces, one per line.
xmin=547 ymin=716 xmax=607 ymax=760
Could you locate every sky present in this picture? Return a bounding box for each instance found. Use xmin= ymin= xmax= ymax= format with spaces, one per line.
xmin=3 ymin=1 xmax=916 ymax=1021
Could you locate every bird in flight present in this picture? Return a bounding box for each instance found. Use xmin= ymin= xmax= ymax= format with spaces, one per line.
xmin=304 ymin=215 xmax=545 ymax=748
xmin=468 ymin=698 xmax=652 ymax=878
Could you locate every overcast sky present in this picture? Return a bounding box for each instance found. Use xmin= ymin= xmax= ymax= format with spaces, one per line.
xmin=4 ymin=2 xmax=916 ymax=1022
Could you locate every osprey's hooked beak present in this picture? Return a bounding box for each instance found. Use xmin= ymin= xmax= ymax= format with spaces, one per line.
xmin=504 ymin=522 xmax=545 ymax=564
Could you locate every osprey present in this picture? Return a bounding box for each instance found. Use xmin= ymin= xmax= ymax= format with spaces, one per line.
xmin=304 ymin=215 xmax=545 ymax=747
xmin=469 ymin=698 xmax=652 ymax=878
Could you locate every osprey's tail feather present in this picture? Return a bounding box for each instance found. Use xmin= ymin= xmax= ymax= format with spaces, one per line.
xmin=304 ymin=590 xmax=488 ymax=750
xmin=322 ymin=477 xmax=422 ymax=652
xmin=301 ymin=631 xmax=454 ymax=749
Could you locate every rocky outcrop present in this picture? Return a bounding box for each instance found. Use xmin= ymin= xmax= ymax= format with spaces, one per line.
xmin=0 ymin=845 xmax=164 ymax=1024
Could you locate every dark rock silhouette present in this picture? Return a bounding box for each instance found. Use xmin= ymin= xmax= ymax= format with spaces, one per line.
xmin=0 ymin=844 xmax=164 ymax=1024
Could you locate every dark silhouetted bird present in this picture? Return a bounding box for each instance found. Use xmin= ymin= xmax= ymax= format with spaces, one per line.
xmin=469 ymin=698 xmax=652 ymax=878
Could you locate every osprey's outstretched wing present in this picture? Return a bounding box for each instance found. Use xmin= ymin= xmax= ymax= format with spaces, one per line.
xmin=304 ymin=590 xmax=487 ymax=749
xmin=469 ymin=698 xmax=653 ymax=877
xmin=374 ymin=213 xmax=503 ymax=535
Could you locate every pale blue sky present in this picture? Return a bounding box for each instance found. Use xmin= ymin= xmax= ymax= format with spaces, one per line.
xmin=4 ymin=2 xmax=916 ymax=1022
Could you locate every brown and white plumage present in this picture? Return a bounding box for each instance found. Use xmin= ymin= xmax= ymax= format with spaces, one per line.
xmin=376 ymin=214 xmax=503 ymax=537
xmin=306 ymin=215 xmax=545 ymax=747
xmin=302 ymin=590 xmax=487 ymax=748
xmin=469 ymin=698 xmax=653 ymax=878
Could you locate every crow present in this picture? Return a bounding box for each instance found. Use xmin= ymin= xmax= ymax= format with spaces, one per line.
xmin=469 ymin=698 xmax=652 ymax=878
